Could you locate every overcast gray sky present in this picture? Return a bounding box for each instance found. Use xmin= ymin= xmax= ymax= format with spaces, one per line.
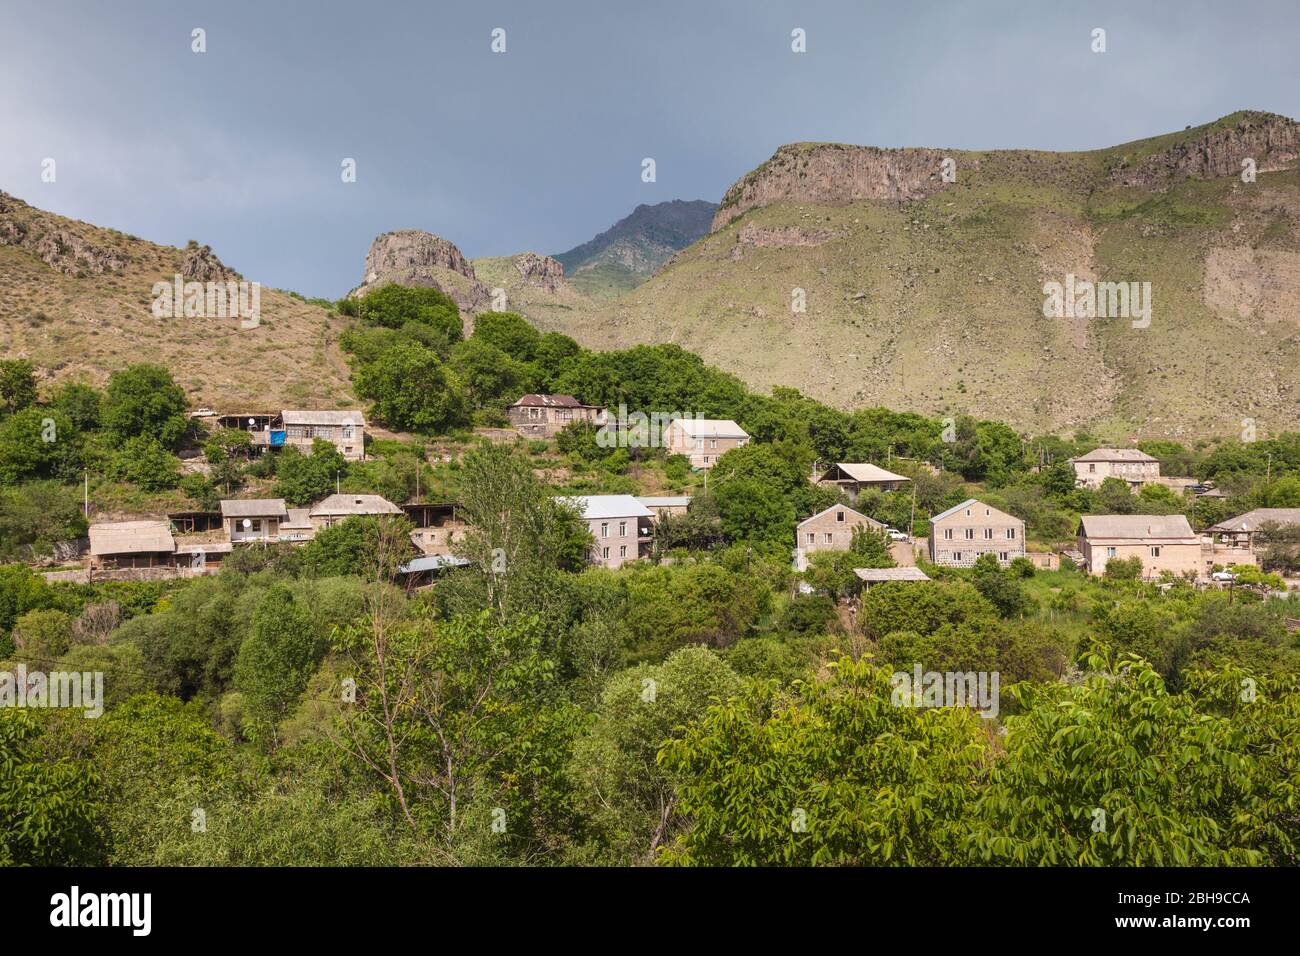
xmin=2 ymin=0 xmax=1298 ymax=298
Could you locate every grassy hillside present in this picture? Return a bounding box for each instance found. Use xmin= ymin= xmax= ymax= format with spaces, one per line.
xmin=547 ymin=112 xmax=1300 ymax=441
xmin=0 ymin=192 xmax=356 ymax=410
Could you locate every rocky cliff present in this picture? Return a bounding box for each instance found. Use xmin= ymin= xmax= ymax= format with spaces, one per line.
xmin=353 ymin=229 xmax=490 ymax=315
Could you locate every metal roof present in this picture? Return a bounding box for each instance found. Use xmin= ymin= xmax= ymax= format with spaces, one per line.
xmin=398 ymin=554 xmax=471 ymax=574
xmin=929 ymin=498 xmax=1021 ymax=525
xmin=636 ymin=496 xmax=692 ymax=507
xmin=1209 ymin=508 xmax=1300 ymax=534
xmin=669 ymin=418 xmax=749 ymax=439
xmin=88 ymin=520 xmax=176 ymax=556
xmin=1078 ymin=514 xmax=1198 ymax=541
xmin=510 ymin=394 xmax=593 ymax=408
xmin=220 ymin=498 xmax=288 ymax=519
xmin=281 ymin=409 xmax=366 ymax=426
xmin=853 ymin=567 xmax=931 ymax=582
xmin=1072 ymin=448 xmax=1159 ymax=463
xmin=310 ymin=494 xmax=403 ymax=516
xmin=558 ymin=495 xmax=654 ymax=520
xmin=822 ymin=462 xmax=910 ymax=484
xmin=796 ymin=503 xmax=883 ymax=530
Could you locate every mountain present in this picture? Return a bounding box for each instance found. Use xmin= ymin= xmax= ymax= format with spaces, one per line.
xmin=553 ymin=199 xmax=717 ymax=298
xmin=548 ymin=111 xmax=1300 ymax=441
xmin=0 ymin=191 xmax=356 ymax=410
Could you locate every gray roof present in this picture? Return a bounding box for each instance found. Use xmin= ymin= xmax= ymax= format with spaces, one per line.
xmin=853 ymin=567 xmax=931 ymax=582
xmin=89 ymin=520 xmax=175 ymax=556
xmin=511 ymin=393 xmax=593 ymax=408
xmin=930 ymin=498 xmax=1019 ymax=525
xmin=1210 ymin=508 xmax=1300 ymax=534
xmin=670 ymin=418 xmax=749 ymax=439
xmin=796 ymin=503 xmax=883 ymax=530
xmin=1072 ymin=448 xmax=1159 ymax=463
xmin=636 ymin=496 xmax=692 ymax=507
xmin=220 ymin=498 xmax=288 ymax=519
xmin=558 ymin=494 xmax=654 ymax=520
xmin=1078 ymin=514 xmax=1198 ymax=542
xmin=398 ymin=554 xmax=471 ymax=574
xmin=281 ymin=409 xmax=366 ymax=426
xmin=282 ymin=508 xmax=314 ymax=529
xmin=310 ymin=494 xmax=403 ymax=516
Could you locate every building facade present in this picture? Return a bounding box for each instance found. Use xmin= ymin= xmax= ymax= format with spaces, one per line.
xmin=508 ymin=394 xmax=606 ymax=439
xmin=929 ymin=499 xmax=1025 ymax=568
xmin=795 ymin=504 xmax=886 ymax=571
xmin=562 ymin=495 xmax=653 ymax=569
xmin=661 ymin=418 xmax=750 ymax=469
xmin=280 ymin=410 xmax=366 ymax=460
xmin=816 ymin=462 xmax=910 ymax=500
xmin=1069 ymin=448 xmax=1160 ymax=489
xmin=1076 ymin=514 xmax=1202 ymax=579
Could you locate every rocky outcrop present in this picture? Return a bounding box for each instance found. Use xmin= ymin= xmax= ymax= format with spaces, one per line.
xmin=513 ymin=252 xmax=565 ymax=292
xmin=0 ymin=191 xmax=128 ymax=276
xmin=1108 ymin=111 xmax=1300 ymax=188
xmin=713 ymin=144 xmax=960 ymax=231
xmin=352 ymin=229 xmax=491 ymax=315
xmin=737 ymin=222 xmax=836 ymax=247
xmin=181 ymin=241 xmax=239 ymax=281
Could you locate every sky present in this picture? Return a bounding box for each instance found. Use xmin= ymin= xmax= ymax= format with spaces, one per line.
xmin=2 ymin=0 xmax=1299 ymax=299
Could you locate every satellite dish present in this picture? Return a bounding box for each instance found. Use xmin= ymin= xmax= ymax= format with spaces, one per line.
xmin=248 ymin=417 xmax=255 ymax=427
xmin=242 ymin=518 xmax=251 ymax=529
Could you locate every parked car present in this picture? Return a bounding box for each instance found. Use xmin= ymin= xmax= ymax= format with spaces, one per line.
xmin=1211 ymin=570 xmax=1237 ymax=582
xmin=886 ymin=528 xmax=908 ymax=541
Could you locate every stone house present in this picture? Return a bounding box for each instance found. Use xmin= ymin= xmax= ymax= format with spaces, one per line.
xmin=88 ymin=520 xmax=177 ymax=570
xmin=929 ymin=499 xmax=1025 ymax=568
xmin=508 ymin=394 xmax=606 ymax=439
xmin=636 ymin=496 xmax=691 ymax=521
xmin=1076 ymin=514 xmax=1202 ymax=579
xmin=661 ymin=418 xmax=750 ymax=469
xmin=795 ymin=504 xmax=886 ymax=571
xmin=309 ymin=493 xmax=403 ymax=531
xmin=561 ymin=495 xmax=653 ymax=569
xmin=1069 ymin=448 xmax=1160 ymax=489
xmin=281 ymin=410 xmax=367 ymax=460
xmin=1208 ymin=508 xmax=1300 ymax=551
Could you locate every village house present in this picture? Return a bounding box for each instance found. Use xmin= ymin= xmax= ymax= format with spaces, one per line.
xmin=815 ymin=462 xmax=910 ymax=500
xmin=281 ymin=410 xmax=367 ymax=460
xmin=561 ymin=495 xmax=653 ymax=570
xmin=661 ymin=418 xmax=750 ymax=469
xmin=929 ymin=499 xmax=1025 ymax=568
xmin=221 ymin=499 xmax=289 ymax=543
xmin=636 ymin=496 xmax=692 ymax=521
xmin=87 ymin=520 xmax=177 ymax=570
xmin=795 ymin=504 xmax=886 ymax=571
xmin=1076 ymin=514 xmax=1202 ymax=579
xmin=309 ymin=493 xmax=403 ymax=530
xmin=508 ymin=394 xmax=606 ymax=439
xmin=1208 ymin=508 xmax=1300 ymax=551
xmin=1069 ymin=448 xmax=1161 ymax=489
xmin=401 ymin=502 xmax=468 ymax=556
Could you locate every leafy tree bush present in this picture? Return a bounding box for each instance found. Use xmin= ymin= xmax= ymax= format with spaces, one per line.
xmin=354 ymin=343 xmax=468 ymax=434
xmin=102 ymin=364 xmax=189 ymax=449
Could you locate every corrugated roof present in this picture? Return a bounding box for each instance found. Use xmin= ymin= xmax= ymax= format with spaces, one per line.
xmin=281 ymin=409 xmax=366 ymax=426
xmin=853 ymin=567 xmax=931 ymax=582
xmin=823 ymin=462 xmax=910 ymax=484
xmin=88 ymin=520 xmax=176 ymax=556
xmin=398 ymin=554 xmax=471 ymax=574
xmin=558 ymin=495 xmax=654 ymax=520
xmin=670 ymin=418 xmax=749 ymax=439
xmin=636 ymin=496 xmax=692 ymax=507
xmin=220 ymin=498 xmax=288 ymax=518
xmin=511 ymin=394 xmax=593 ymax=408
xmin=1078 ymin=514 xmax=1198 ymax=541
xmin=1072 ymin=448 xmax=1159 ymax=463
xmin=281 ymin=508 xmax=314 ymax=529
xmin=1210 ymin=508 xmax=1300 ymax=533
xmin=310 ymin=494 xmax=403 ymax=516
xmin=930 ymin=498 xmax=1021 ymax=524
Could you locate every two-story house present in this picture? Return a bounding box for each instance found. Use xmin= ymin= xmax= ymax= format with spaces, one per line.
xmin=661 ymin=418 xmax=750 ymax=469
xmin=281 ymin=410 xmax=367 ymax=460
xmin=794 ymin=504 xmax=886 ymax=571
xmin=1069 ymin=448 xmax=1160 ymax=489
xmin=929 ymin=499 xmax=1025 ymax=568
xmin=508 ymin=394 xmax=606 ymax=439
xmin=560 ymin=495 xmax=653 ymax=569
xmin=1076 ymin=514 xmax=1202 ymax=579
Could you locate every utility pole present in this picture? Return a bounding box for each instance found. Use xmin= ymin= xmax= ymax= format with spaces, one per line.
xmin=336 ymin=470 xmax=340 ymax=495
xmin=83 ymin=470 xmax=89 ymax=518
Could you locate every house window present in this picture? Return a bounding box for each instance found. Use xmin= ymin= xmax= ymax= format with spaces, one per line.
xmin=954 ymin=552 xmax=962 ymax=562
xmin=944 ymin=528 xmax=953 ymax=540
xmin=695 ymin=439 xmax=703 ymax=449
xmin=618 ymin=521 xmax=627 ymax=537
xmin=807 ymin=532 xmax=815 ymax=545
xmin=709 ymin=439 xmax=717 ymax=449
xmin=965 ymin=529 xmax=974 ymax=540
xmin=342 ymin=426 xmax=354 ymax=439
xmin=984 ymin=528 xmax=993 ymax=539
xmin=1151 ymin=546 xmax=1161 ymax=557
xmin=559 ymin=409 xmax=571 ymax=421
xmin=836 ymin=511 xmax=845 ymax=523
xmin=529 ymin=407 xmax=542 ymax=420
xmin=703 ymin=456 xmax=711 ymax=464
xmin=965 ymin=509 xmax=971 ymax=516
xmin=619 ymin=545 xmax=627 ymax=558
xmin=1007 ymin=528 xmax=1016 ymax=539
xmin=601 ymin=547 xmax=610 ymax=560
xmin=1106 ymin=547 xmax=1117 ymax=558
xmin=1089 ymin=463 xmax=1096 ymax=473
xmin=251 ymin=519 xmax=262 ymax=532
xmin=985 ymin=509 xmax=990 ymax=516
xmin=823 ymin=533 xmax=833 ymax=544
xmin=999 ymin=552 xmax=1009 ymax=562
xmin=600 ymin=522 xmax=609 ymax=538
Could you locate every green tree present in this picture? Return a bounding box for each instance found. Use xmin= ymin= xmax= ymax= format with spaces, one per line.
xmin=107 ymin=435 xmax=181 ymax=490
xmin=0 ymin=358 xmax=39 ymax=414
xmin=273 ymin=439 xmax=347 ymax=505
xmin=50 ymin=381 xmax=102 ymax=431
xmin=234 ymin=585 xmax=320 ymax=748
xmin=353 ymin=283 xmax=462 ymax=344
xmin=0 ymin=407 xmax=80 ymax=483
xmin=354 ymin=343 xmax=469 ymax=434
xmin=471 ymin=311 xmax=542 ymax=362
xmin=102 ymin=364 xmax=189 ymax=448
